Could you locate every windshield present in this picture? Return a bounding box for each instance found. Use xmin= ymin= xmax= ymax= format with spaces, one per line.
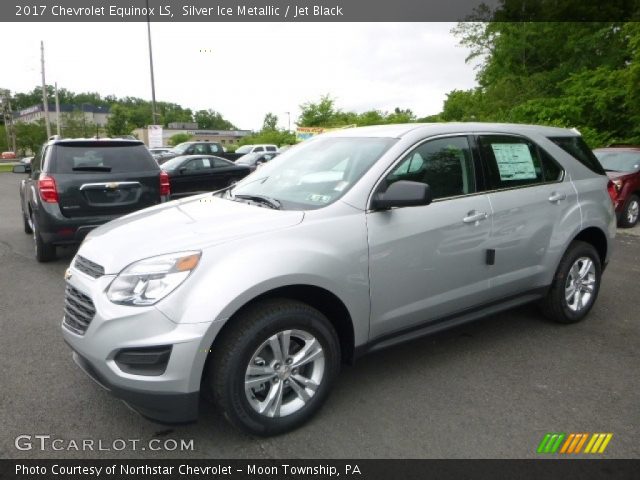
xmin=230 ymin=136 xmax=396 ymax=210
xmin=171 ymin=143 xmax=191 ymax=155
xmin=236 ymin=145 xmax=253 ymax=154
xmin=594 ymin=150 xmax=640 ymax=172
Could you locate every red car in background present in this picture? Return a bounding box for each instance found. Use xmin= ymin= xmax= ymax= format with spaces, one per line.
xmin=594 ymin=145 xmax=640 ymax=228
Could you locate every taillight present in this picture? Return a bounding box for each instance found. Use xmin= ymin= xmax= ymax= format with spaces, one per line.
xmin=159 ymin=171 xmax=171 ymax=196
xmin=607 ymin=180 xmax=618 ymax=204
xmin=38 ymin=174 xmax=58 ymax=203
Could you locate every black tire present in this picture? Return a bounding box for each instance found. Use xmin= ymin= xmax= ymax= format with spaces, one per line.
xmin=22 ymin=211 xmax=32 ymax=234
xmin=31 ymin=213 xmax=56 ymax=262
xmin=539 ymin=240 xmax=601 ymax=324
xmin=205 ymin=298 xmax=340 ymax=436
xmin=618 ymin=194 xmax=639 ymax=228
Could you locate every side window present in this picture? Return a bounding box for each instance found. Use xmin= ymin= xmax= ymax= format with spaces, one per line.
xmin=193 ymin=144 xmax=207 ymax=155
xmin=253 ymin=146 xmax=264 ymax=153
xmin=385 ymin=136 xmax=475 ymax=200
xmin=31 ymin=146 xmax=45 ymax=177
xmin=208 ymin=144 xmax=220 ymax=154
xmin=213 ymin=158 xmax=230 ymax=168
xmin=201 ymin=158 xmax=212 ymax=169
xmin=478 ymin=135 xmax=544 ymax=189
xmin=266 ymin=146 xmax=277 ymax=152
xmin=539 ymin=149 xmax=564 ymax=182
xmin=183 ymin=159 xmax=204 ymax=171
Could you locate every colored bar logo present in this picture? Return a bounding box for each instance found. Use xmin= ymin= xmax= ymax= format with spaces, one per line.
xmin=537 ymin=433 xmax=613 ymax=454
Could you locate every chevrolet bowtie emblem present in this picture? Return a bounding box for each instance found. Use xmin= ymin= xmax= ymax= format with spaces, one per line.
xmin=105 ymin=182 xmax=119 ymax=189
xmin=64 ymin=269 xmax=72 ymax=281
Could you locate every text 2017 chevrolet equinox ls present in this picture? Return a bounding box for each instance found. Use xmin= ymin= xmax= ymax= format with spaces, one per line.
xmin=62 ymin=123 xmax=615 ymax=435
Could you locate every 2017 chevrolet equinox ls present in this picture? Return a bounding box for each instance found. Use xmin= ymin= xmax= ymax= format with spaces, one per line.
xmin=62 ymin=123 xmax=615 ymax=435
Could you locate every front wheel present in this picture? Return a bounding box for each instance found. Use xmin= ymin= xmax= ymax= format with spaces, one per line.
xmin=205 ymin=299 xmax=340 ymax=436
xmin=539 ymin=241 xmax=601 ymax=324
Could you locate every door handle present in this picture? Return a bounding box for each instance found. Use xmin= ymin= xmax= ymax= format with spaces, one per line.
xmin=548 ymin=192 xmax=567 ymax=203
xmin=463 ymin=211 xmax=489 ymax=224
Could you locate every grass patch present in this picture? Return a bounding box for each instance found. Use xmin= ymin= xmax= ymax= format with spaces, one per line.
xmin=0 ymin=163 xmax=16 ymax=173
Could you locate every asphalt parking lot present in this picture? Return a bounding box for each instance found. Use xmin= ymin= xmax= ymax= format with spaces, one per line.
xmin=0 ymin=171 xmax=638 ymax=459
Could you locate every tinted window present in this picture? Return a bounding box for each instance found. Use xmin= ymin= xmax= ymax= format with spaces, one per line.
xmin=213 ymin=158 xmax=232 ymax=168
xmin=540 ymin=149 xmax=564 ymax=182
xmin=253 ymin=146 xmax=264 ymax=152
xmin=548 ymin=136 xmax=605 ymax=175
xmin=183 ymin=158 xmax=211 ymax=171
xmin=54 ymin=144 xmax=157 ymax=173
xmin=266 ymin=146 xmax=277 ymax=152
xmin=478 ymin=135 xmax=544 ymax=189
xmin=207 ymin=144 xmax=221 ymax=154
xmin=386 ymin=136 xmax=475 ymax=200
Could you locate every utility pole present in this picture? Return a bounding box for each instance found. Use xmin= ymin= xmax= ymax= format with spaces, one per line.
xmin=40 ymin=41 xmax=52 ymax=138
xmin=54 ymin=82 xmax=61 ymax=136
xmin=146 ymin=0 xmax=159 ymax=125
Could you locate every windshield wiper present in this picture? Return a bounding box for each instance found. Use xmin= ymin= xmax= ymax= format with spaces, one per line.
xmin=604 ymin=168 xmax=621 ymax=172
xmin=233 ymin=194 xmax=281 ymax=210
xmin=72 ymin=166 xmax=112 ymax=172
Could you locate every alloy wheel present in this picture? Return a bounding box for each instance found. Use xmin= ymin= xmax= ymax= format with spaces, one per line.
xmin=627 ymin=199 xmax=639 ymax=225
xmin=244 ymin=329 xmax=325 ymax=418
xmin=564 ymin=256 xmax=597 ymax=312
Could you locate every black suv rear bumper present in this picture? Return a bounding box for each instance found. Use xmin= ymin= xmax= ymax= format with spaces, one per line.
xmin=36 ymin=203 xmax=122 ymax=245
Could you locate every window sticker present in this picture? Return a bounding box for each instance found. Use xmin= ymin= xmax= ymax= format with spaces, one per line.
xmin=491 ymin=143 xmax=537 ymax=180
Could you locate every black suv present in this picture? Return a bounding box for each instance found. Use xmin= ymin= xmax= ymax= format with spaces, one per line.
xmin=13 ymin=138 xmax=170 ymax=262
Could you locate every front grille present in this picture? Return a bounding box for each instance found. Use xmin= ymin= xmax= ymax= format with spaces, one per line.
xmin=74 ymin=255 xmax=105 ymax=278
xmin=63 ymin=285 xmax=96 ymax=335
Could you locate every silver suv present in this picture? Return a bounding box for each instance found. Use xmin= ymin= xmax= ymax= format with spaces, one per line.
xmin=62 ymin=123 xmax=615 ymax=435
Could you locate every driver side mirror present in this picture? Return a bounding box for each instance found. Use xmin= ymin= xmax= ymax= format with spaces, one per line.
xmin=371 ymin=180 xmax=432 ymax=210
xmin=12 ymin=164 xmax=30 ymax=174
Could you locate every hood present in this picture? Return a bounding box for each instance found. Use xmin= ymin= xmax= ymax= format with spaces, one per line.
xmin=78 ymin=195 xmax=304 ymax=274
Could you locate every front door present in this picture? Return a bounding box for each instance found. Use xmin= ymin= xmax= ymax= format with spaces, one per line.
xmin=367 ymin=136 xmax=493 ymax=339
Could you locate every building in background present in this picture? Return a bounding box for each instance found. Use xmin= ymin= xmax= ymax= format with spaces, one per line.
xmin=134 ymin=123 xmax=252 ymax=147
xmin=14 ymin=104 xmax=111 ymax=127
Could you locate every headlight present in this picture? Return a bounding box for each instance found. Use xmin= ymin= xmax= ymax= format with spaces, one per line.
xmin=107 ymin=251 xmax=201 ymax=306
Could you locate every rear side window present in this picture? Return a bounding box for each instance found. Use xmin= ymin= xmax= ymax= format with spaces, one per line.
xmin=548 ymin=136 xmax=605 ymax=175
xmin=207 ymin=144 xmax=221 ymax=154
xmin=266 ymin=146 xmax=277 ymax=152
xmin=477 ymin=134 xmax=572 ymax=190
xmin=53 ymin=144 xmax=158 ymax=173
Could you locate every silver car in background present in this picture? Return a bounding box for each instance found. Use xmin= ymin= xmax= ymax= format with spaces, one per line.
xmin=62 ymin=123 xmax=615 ymax=435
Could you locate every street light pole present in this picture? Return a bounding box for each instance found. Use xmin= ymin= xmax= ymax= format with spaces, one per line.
xmin=146 ymin=0 xmax=159 ymax=126
xmin=285 ymin=111 xmax=291 ymax=132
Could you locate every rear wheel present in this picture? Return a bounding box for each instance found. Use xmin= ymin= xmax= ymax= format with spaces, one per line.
xmin=618 ymin=194 xmax=639 ymax=228
xmin=205 ymin=299 xmax=340 ymax=436
xmin=31 ymin=213 xmax=56 ymax=262
xmin=539 ymin=241 xmax=601 ymax=324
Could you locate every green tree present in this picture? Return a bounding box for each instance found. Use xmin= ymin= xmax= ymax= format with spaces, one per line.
xmin=262 ymin=112 xmax=278 ymax=131
xmin=14 ymin=120 xmax=47 ymax=155
xmin=168 ymin=133 xmax=193 ymax=146
xmin=106 ymin=104 xmax=134 ymax=136
xmin=194 ymin=109 xmax=236 ymax=130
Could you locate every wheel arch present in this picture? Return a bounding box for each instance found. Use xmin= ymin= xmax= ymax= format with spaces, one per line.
xmin=571 ymin=226 xmax=608 ymax=267
xmin=201 ymin=284 xmax=356 ymax=388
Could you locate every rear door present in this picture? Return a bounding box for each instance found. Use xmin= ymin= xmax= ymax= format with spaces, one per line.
xmin=53 ymin=142 xmax=161 ymax=218
xmin=476 ymin=134 xmax=574 ymax=297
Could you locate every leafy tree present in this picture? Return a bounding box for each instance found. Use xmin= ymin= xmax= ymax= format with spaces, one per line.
xmin=262 ymin=113 xmax=279 ymax=131
xmin=14 ymin=120 xmax=47 ymax=155
xmin=0 ymin=124 xmax=8 ymax=152
xmin=194 ymin=109 xmax=236 ymax=130
xmin=168 ymin=133 xmax=193 ymax=146
xmin=106 ymin=104 xmax=134 ymax=136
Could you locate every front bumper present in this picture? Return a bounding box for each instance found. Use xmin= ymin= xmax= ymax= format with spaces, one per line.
xmin=61 ymin=264 xmax=216 ymax=424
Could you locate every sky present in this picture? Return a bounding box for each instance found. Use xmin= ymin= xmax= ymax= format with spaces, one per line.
xmin=0 ymin=22 xmax=479 ymax=131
